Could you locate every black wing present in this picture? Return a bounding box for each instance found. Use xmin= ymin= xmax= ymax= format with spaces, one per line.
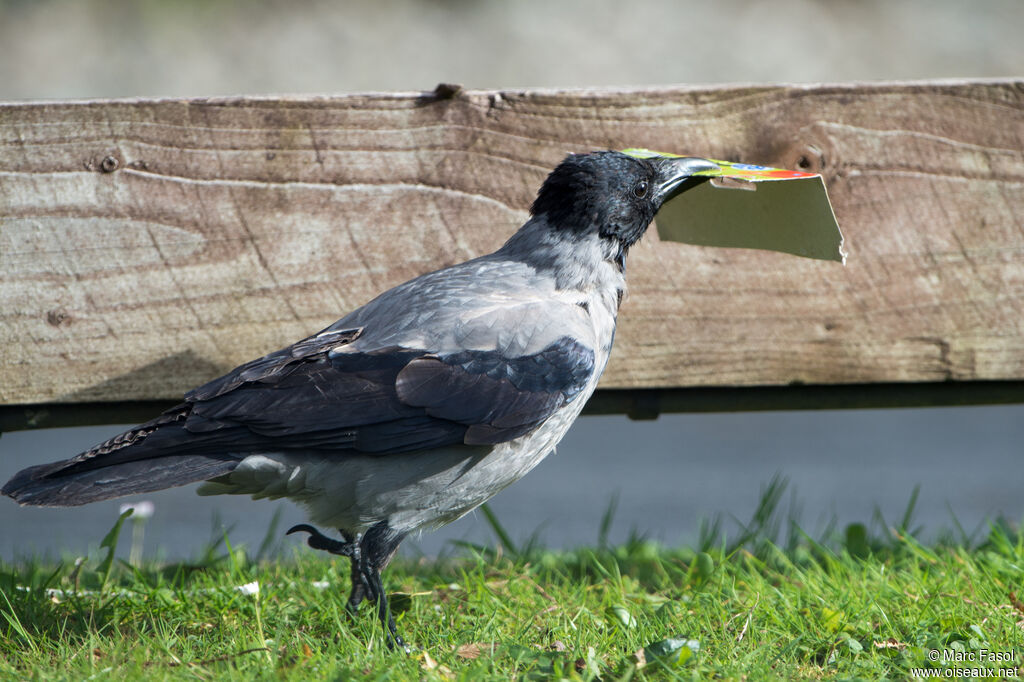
xmin=3 ymin=326 xmax=595 ymax=506
xmin=52 ymin=328 xmax=595 ymax=470
xmin=184 ymin=331 xmax=596 ymax=453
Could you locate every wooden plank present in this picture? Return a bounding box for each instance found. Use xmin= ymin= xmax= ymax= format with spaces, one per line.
xmin=1 ymin=81 xmax=1023 ymax=405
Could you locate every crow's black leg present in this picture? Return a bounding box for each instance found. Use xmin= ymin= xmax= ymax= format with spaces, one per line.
xmin=340 ymin=530 xmax=369 ymax=611
xmin=287 ymin=525 xmax=366 ymax=610
xmin=360 ymin=521 xmax=408 ymax=650
xmin=364 ymin=560 xmax=403 ymax=648
xmin=287 ymin=522 xmax=407 ymax=650
xmin=286 ymin=524 xmax=357 ymax=557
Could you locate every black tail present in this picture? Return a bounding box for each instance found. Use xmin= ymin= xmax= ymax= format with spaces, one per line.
xmin=2 ymin=405 xmax=239 ymax=507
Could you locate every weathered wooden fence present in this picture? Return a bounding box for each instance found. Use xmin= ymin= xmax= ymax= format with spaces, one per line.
xmin=2 ymin=80 xmax=1022 ymax=430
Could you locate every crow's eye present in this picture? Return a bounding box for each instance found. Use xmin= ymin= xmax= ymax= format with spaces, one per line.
xmin=632 ymin=180 xmax=649 ymax=199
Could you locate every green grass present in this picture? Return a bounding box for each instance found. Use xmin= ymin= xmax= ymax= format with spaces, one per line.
xmin=2 ymin=483 xmax=1023 ymax=680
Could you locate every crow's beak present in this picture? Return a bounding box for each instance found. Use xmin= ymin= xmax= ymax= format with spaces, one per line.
xmin=655 ymin=157 xmax=720 ymax=204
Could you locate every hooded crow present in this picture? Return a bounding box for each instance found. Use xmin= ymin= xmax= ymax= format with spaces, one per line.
xmin=3 ymin=150 xmax=718 ymax=647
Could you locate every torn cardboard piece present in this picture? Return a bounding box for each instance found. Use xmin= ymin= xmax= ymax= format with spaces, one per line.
xmin=624 ymin=148 xmax=846 ymax=263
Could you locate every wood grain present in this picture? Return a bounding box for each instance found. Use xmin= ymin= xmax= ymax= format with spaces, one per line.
xmin=2 ymin=81 xmax=1022 ymax=405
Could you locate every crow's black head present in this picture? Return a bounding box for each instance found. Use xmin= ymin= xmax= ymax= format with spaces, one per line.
xmin=531 ymin=151 xmax=718 ymax=251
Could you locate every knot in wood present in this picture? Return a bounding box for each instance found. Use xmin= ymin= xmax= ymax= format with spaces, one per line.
xmin=794 ymin=145 xmax=824 ymax=174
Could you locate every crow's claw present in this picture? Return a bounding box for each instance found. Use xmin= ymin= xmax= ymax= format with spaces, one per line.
xmin=286 ymin=524 xmax=356 ymax=556
xmin=286 ymin=521 xmax=406 ymax=650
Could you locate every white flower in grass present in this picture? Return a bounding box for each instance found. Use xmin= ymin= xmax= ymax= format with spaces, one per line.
xmin=119 ymin=500 xmax=155 ymax=519
xmin=235 ymin=581 xmax=260 ymax=596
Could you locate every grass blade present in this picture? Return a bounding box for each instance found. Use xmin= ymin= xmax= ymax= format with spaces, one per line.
xmin=480 ymin=503 xmax=518 ymax=557
xmin=98 ymin=509 xmax=133 ymax=592
xmin=598 ymin=493 xmax=619 ymax=550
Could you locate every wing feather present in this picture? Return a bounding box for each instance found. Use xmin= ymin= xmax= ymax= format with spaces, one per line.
xmin=32 ymin=329 xmax=596 ymax=475
xmin=179 ymin=335 xmax=596 ymax=455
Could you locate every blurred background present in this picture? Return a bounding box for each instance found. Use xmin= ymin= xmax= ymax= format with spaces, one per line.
xmin=1 ymin=0 xmax=1022 ymax=561
xmin=1 ymin=0 xmax=1021 ymax=98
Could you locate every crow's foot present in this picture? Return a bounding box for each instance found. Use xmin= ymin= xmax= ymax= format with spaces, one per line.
xmin=286 ymin=522 xmax=407 ymax=651
xmin=286 ymin=524 xmax=356 ymax=557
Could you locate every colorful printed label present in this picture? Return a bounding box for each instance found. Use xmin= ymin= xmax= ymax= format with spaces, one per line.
xmin=622 ymin=148 xmax=816 ymax=181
